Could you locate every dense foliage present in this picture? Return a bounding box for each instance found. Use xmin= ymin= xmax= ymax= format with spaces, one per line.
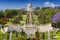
xmin=0 ymin=7 xmax=60 ymax=25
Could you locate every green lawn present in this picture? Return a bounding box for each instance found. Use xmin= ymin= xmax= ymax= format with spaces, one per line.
xmin=54 ymin=31 xmax=60 ymax=40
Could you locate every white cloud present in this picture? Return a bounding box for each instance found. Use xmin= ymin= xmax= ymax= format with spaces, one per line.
xmin=44 ymin=1 xmax=57 ymax=8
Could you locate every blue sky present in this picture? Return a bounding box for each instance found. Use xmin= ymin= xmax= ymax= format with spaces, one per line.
xmin=0 ymin=0 xmax=60 ymax=10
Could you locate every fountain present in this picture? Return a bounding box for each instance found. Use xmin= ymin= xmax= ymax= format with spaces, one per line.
xmin=0 ymin=3 xmax=55 ymax=40
xmin=25 ymin=3 xmax=37 ymax=35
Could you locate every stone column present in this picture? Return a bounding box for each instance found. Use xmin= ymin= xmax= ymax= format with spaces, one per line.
xmin=53 ymin=27 xmax=56 ymax=34
xmin=48 ymin=31 xmax=50 ymax=40
xmin=9 ymin=31 xmax=12 ymax=40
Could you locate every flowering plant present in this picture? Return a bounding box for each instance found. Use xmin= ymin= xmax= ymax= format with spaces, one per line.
xmin=52 ymin=12 xmax=60 ymax=28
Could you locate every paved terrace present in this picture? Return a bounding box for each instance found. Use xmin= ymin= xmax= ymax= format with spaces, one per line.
xmin=0 ymin=24 xmax=59 ymax=34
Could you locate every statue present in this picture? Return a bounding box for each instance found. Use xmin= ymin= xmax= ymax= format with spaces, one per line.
xmin=27 ymin=3 xmax=33 ymax=24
